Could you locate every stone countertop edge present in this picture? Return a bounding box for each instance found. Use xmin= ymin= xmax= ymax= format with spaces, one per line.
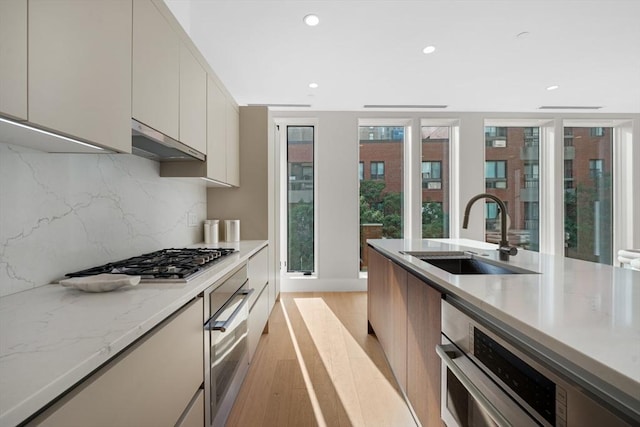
xmin=0 ymin=240 xmax=268 ymax=427
xmin=367 ymin=238 xmax=640 ymax=420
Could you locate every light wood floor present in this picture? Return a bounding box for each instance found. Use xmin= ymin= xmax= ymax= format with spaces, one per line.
xmin=226 ymin=292 xmax=417 ymax=427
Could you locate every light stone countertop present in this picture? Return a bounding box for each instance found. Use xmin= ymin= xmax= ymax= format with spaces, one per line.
xmin=368 ymin=238 xmax=640 ymax=422
xmin=0 ymin=240 xmax=267 ymax=427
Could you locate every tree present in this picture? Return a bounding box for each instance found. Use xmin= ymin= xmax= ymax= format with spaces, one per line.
xmin=288 ymin=201 xmax=314 ymax=271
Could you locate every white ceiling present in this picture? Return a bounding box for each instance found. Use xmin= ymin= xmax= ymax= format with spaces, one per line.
xmin=165 ymin=0 xmax=640 ymax=113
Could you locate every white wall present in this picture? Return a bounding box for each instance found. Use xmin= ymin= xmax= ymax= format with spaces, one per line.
xmin=271 ymin=110 xmax=640 ymax=292
xmin=0 ymin=142 xmax=207 ymax=297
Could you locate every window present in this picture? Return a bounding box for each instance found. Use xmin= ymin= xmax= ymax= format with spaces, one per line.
xmin=485 ymin=126 xmax=507 ymax=147
xmin=370 ymin=162 xmax=385 ymax=180
xmin=359 ymin=124 xmax=405 ymax=271
xmin=563 ymin=126 xmax=613 ymax=265
xmin=421 ymin=161 xmax=441 ymax=189
xmin=286 ymin=125 xmax=314 ymax=273
xmin=589 ymin=159 xmax=604 ymax=179
xmin=564 ymin=160 xmax=574 ymax=189
xmin=524 ymin=127 xmax=540 ymax=146
xmin=484 ymin=201 xmax=507 ymax=232
xmin=524 ymin=162 xmax=539 ymax=188
xmin=485 ymin=124 xmax=540 ymax=251
xmin=358 ymin=162 xmax=364 ymax=181
xmin=485 ymin=160 xmax=507 ymax=188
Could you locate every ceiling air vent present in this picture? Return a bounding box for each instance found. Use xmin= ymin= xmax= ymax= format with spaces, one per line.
xmin=248 ymin=103 xmax=311 ymax=108
xmin=538 ymin=106 xmax=602 ymax=110
xmin=363 ymin=104 xmax=448 ymax=109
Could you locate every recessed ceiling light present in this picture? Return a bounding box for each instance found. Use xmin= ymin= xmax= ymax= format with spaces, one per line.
xmin=422 ymin=45 xmax=436 ymax=54
xmin=546 ymin=85 xmax=559 ymax=91
xmin=309 ymin=82 xmax=319 ymax=89
xmin=303 ymin=14 xmax=319 ymax=26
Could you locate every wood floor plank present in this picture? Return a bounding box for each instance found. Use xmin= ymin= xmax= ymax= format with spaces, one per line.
xmin=226 ymin=292 xmax=417 ymax=427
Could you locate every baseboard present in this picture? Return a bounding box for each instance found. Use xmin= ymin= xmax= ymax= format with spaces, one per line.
xmin=280 ymin=277 xmax=367 ymax=292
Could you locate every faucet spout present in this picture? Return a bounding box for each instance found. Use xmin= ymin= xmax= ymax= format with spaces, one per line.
xmin=462 ymin=193 xmax=517 ymax=260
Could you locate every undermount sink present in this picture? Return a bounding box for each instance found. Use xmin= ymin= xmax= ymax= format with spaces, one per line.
xmin=402 ymin=251 xmax=539 ymax=275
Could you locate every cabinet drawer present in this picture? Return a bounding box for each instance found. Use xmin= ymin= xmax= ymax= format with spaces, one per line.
xmin=247 ymin=246 xmax=268 ymax=308
xmin=176 ymin=389 xmax=204 ymax=427
xmin=248 ymin=284 xmax=269 ymax=362
xmin=30 ymin=298 xmax=203 ymax=427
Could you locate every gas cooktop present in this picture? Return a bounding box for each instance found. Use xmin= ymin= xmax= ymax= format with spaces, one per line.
xmin=65 ymin=248 xmax=236 ymax=282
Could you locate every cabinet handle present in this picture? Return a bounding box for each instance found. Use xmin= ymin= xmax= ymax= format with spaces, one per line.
xmin=204 ymin=288 xmax=255 ymax=332
xmin=436 ymin=344 xmax=512 ymax=427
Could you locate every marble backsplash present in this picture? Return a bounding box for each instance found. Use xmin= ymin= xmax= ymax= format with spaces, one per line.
xmin=0 ymin=142 xmax=207 ymax=297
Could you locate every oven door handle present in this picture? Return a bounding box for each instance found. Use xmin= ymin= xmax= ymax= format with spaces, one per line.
xmin=204 ymin=288 xmax=255 ymax=332
xmin=436 ymin=344 xmax=512 ymax=427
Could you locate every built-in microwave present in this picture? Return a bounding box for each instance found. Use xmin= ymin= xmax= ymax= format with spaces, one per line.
xmin=439 ymin=299 xmax=632 ymax=427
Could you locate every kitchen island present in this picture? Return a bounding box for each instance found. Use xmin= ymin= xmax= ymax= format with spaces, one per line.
xmin=0 ymin=240 xmax=267 ymax=427
xmin=368 ymin=238 xmax=639 ymax=426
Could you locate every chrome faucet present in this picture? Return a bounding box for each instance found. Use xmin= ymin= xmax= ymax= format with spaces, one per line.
xmin=463 ymin=193 xmax=517 ymax=261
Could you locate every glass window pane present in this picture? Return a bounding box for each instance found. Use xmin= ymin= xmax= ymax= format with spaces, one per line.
xmin=484 ymin=126 xmax=539 ymax=251
xmin=421 ymin=126 xmax=449 ymax=238
xmin=287 ymin=126 xmax=314 ymax=272
xmin=359 ymin=125 xmax=404 ymax=271
xmin=563 ymin=126 xmax=613 ymax=265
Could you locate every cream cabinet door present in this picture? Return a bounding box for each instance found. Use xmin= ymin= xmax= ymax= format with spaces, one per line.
xmin=28 ymin=0 xmax=132 ymax=152
xmin=206 ymin=78 xmax=227 ymax=182
xmin=179 ymin=44 xmax=207 ymax=155
xmin=0 ymin=0 xmax=27 ymax=120
xmin=225 ymin=100 xmax=240 ymax=186
xmin=30 ymin=298 xmax=204 ymax=427
xmin=133 ymin=0 xmax=179 ymax=141
xmin=176 ymin=389 xmax=204 ymax=427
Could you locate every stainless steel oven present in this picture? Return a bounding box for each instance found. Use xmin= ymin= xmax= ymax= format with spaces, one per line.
xmin=203 ymin=263 xmax=253 ymax=427
xmin=439 ymin=299 xmax=631 ymax=427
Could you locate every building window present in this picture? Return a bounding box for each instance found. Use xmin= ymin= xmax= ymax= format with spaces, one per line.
xmin=590 ymin=127 xmax=605 ymax=137
xmin=524 ymin=127 xmax=540 ymax=146
xmin=589 ymin=159 xmax=604 ymax=179
xmin=485 ymin=126 xmax=507 ymax=147
xmin=564 ymin=160 xmax=574 ymax=189
xmin=286 ymin=125 xmax=314 ymax=273
xmin=485 ymin=160 xmax=507 ymax=189
xmin=485 ymin=201 xmax=507 ymax=232
xmin=524 ymin=162 xmax=539 ymax=188
xmin=370 ymin=161 xmax=385 ymax=180
xmin=358 ymin=162 xmax=364 ymax=181
xmin=421 ymin=161 xmax=442 ymax=189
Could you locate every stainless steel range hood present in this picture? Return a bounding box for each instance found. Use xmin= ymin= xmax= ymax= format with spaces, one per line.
xmin=131 ymin=119 xmax=205 ymax=161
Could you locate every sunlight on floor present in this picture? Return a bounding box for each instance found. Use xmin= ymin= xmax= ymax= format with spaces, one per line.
xmin=289 ymin=297 xmax=416 ymax=427
xmin=280 ymin=298 xmax=328 ymax=427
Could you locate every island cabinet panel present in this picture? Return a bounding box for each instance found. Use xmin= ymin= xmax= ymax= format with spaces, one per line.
xmin=407 ymin=272 xmax=442 ymax=427
xmin=132 ymin=0 xmax=180 ymax=141
xmin=29 ymin=297 xmax=204 ymax=427
xmin=28 ymin=0 xmax=132 ymax=152
xmin=0 ymin=0 xmax=27 ymax=120
xmin=367 ymin=247 xmax=391 ymax=351
xmin=389 ymin=261 xmax=408 ymax=392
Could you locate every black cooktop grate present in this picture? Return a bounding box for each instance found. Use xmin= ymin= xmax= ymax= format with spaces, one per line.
xmin=65 ymin=248 xmax=236 ymax=281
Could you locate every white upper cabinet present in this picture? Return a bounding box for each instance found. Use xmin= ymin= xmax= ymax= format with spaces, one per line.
xmin=226 ymin=101 xmax=240 ymax=187
xmin=28 ymin=0 xmax=132 ymax=153
xmin=132 ymin=0 xmax=180 ymax=141
xmin=179 ymin=44 xmax=207 ymax=155
xmin=206 ymin=78 xmax=227 ymax=182
xmin=0 ymin=0 xmax=27 ymax=120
